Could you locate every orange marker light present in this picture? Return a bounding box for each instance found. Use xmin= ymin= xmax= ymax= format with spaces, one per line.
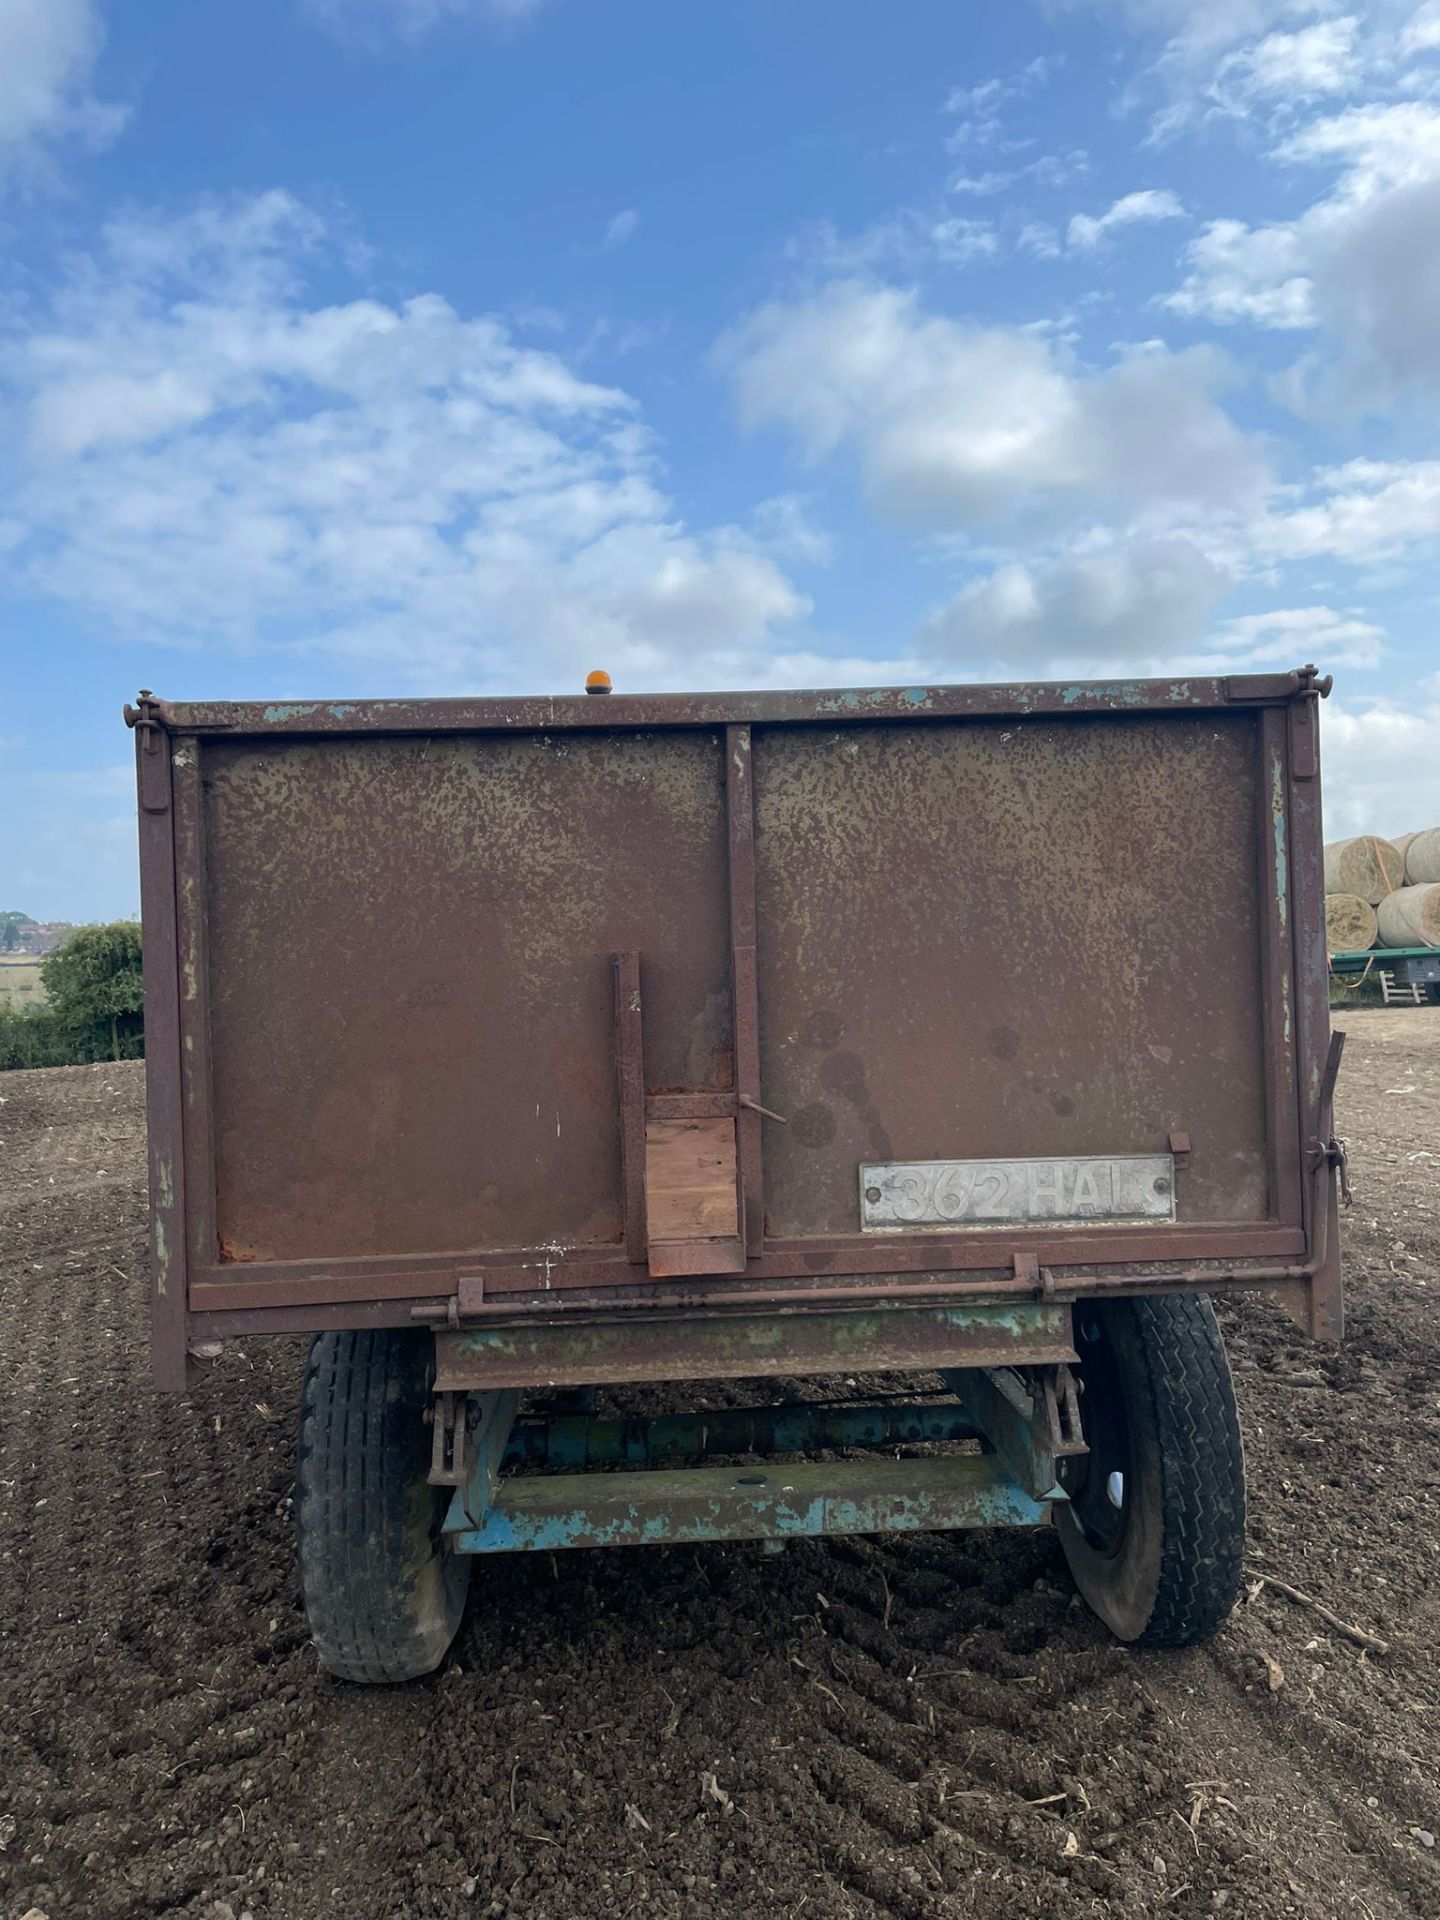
xmin=585 ymin=669 xmax=613 ymax=695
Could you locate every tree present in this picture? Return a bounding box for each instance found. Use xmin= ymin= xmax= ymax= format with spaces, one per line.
xmin=40 ymin=922 xmax=144 ymax=1062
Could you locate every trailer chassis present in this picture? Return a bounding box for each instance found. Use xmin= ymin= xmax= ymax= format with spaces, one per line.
xmin=428 ymin=1301 xmax=1086 ymax=1556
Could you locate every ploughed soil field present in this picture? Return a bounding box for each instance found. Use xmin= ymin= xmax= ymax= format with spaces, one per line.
xmin=2 ymin=1012 xmax=1438 ymax=1920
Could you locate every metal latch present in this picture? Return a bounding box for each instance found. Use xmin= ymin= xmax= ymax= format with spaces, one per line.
xmin=1323 ymin=1135 xmax=1353 ymax=1209
xmin=1309 ymin=1132 xmax=1352 ymax=1209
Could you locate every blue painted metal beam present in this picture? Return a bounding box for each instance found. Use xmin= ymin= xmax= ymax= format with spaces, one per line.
xmin=501 ymin=1400 xmax=979 ymax=1470
xmin=452 ymin=1452 xmax=1051 ymax=1554
xmin=942 ymin=1367 xmax=1073 ymax=1503
xmin=442 ymin=1389 xmax=518 ymax=1536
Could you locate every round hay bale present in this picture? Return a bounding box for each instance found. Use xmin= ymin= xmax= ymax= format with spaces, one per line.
xmin=1323 ymin=835 xmax=1405 ymax=903
xmin=1376 ymin=883 xmax=1440 ymax=949
xmin=1402 ymin=826 xmax=1440 ymax=884
xmin=1325 ymin=894 xmax=1377 ymax=952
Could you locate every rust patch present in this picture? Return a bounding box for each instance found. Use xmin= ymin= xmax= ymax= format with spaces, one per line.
xmin=217 ymin=1235 xmax=262 ymax=1264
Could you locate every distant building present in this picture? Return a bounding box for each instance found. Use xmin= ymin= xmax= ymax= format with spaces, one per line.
xmin=0 ymin=917 xmax=73 ymax=956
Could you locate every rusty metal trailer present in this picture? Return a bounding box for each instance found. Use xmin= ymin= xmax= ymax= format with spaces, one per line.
xmin=128 ymin=666 xmax=1346 ymax=1682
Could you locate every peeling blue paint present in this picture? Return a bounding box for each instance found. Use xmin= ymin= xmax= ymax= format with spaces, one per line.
xmin=1271 ymin=753 xmax=1289 ymax=934
xmin=454 ymin=1453 xmax=1048 ymax=1554
xmin=901 ymin=687 xmax=933 ymax=708
xmin=260 ymin=699 xmax=357 ymax=724
xmin=1060 ymin=682 xmax=1151 ymax=707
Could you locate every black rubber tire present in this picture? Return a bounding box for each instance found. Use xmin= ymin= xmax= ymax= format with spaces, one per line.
xmin=295 ymin=1329 xmax=470 ymax=1684
xmin=1055 ymin=1295 xmax=1245 ymax=1646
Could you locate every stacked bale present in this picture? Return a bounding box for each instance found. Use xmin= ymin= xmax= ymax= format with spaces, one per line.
xmin=1325 ymin=894 xmax=1378 ymax=951
xmin=1404 ymin=827 xmax=1440 ymax=884
xmin=1377 ymin=884 xmax=1440 ymax=948
xmin=1322 ymin=836 xmax=1401 ymax=953
xmin=1324 ymin=827 xmax=1440 ymax=951
xmin=1322 ymin=836 xmax=1405 ymax=902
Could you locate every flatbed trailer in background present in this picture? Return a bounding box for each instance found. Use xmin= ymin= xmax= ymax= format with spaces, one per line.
xmin=1329 ymin=945 xmax=1440 ymax=1004
xmin=129 ymin=664 xmax=1346 ymax=1683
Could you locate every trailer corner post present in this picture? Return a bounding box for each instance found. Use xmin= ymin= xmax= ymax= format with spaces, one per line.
xmin=129 ymin=694 xmax=189 ymax=1392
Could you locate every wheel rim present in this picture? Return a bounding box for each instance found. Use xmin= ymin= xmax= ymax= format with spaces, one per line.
xmin=1060 ymin=1306 xmax=1135 ymax=1560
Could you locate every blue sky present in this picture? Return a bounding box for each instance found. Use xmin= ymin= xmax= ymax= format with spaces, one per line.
xmin=2 ymin=0 xmax=1439 ymax=921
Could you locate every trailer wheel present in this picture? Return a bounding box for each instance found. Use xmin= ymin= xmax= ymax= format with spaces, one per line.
xmin=295 ymin=1329 xmax=470 ymax=1684
xmin=1055 ymin=1295 xmax=1245 ymax=1646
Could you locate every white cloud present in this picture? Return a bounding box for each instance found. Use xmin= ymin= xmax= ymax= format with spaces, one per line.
xmin=919 ymin=546 xmax=1383 ymax=681
xmin=601 ymin=208 xmax=639 ymax=250
xmin=1206 ymin=603 xmax=1384 ymax=664
xmin=1277 ymin=97 xmax=1440 ymax=189
xmin=1257 ymin=458 xmax=1440 ymax=561
xmin=921 ymin=532 xmax=1232 ymax=663
xmin=1067 ymin=187 xmax=1186 ymax=249
xmin=0 ymin=192 xmax=809 ymax=691
xmin=720 ymin=279 xmax=1268 ymax=532
xmin=1320 ymin=679 xmax=1440 ymax=838
xmin=790 ymin=211 xmax=997 ymax=274
xmin=944 ymin=56 xmax=1055 ymax=148
xmin=1029 ymin=148 xmax=1093 ymax=187
xmin=0 ymin=0 xmax=125 ymax=173
xmin=302 ymin=0 xmax=545 ymax=39
xmin=1165 ymin=99 xmax=1440 ymax=403
xmin=1077 ymin=2 xmax=1440 ymax=144
xmin=1211 ymin=16 xmax=1364 ymax=109
xmin=1400 ymin=1 xmax=1440 ymax=55
xmin=748 ymin=494 xmax=833 ymax=567
xmin=949 ymin=170 xmax=1014 ymax=196
xmin=1165 ymin=216 xmax=1316 ymax=325
xmin=1017 ymin=221 xmax=1062 ymax=259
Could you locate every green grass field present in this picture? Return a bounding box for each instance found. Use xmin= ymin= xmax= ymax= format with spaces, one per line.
xmin=0 ymin=959 xmax=46 ymax=1007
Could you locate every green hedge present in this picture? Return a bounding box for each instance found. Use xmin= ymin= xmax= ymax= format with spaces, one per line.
xmin=0 ymin=923 xmax=145 ymax=1070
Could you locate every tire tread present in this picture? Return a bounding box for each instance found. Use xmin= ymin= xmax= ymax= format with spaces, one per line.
xmin=1132 ymin=1294 xmax=1246 ymax=1646
xmin=295 ymin=1329 xmax=469 ymax=1684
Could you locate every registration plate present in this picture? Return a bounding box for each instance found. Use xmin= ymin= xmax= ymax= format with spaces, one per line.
xmin=859 ymin=1154 xmax=1175 ymax=1231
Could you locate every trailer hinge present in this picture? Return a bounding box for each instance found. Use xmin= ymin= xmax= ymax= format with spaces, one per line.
xmin=1288 ymin=662 xmax=1331 ymax=781
xmin=124 ymin=689 xmax=172 ymax=813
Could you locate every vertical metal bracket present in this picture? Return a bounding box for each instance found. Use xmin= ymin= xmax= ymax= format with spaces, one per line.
xmin=1011 ymin=1248 xmax=1054 ymax=1300
xmin=429 ymin=1390 xmax=466 ymax=1486
xmin=1318 ymin=1028 xmax=1346 ymax=1118
xmin=726 ymin=724 xmax=765 ymax=1259
xmin=942 ymin=1363 xmax=1086 ymax=1502
xmin=441 ymin=1389 xmax=520 ymax=1532
xmin=613 ymin=951 xmax=648 ymax=1264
